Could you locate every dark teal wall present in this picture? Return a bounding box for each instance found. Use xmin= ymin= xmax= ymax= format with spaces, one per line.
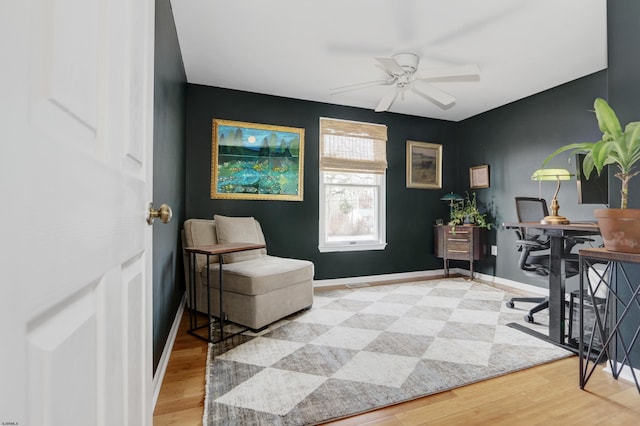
xmin=185 ymin=85 xmax=458 ymax=279
xmin=607 ymin=0 xmax=640 ymax=368
xmin=152 ymin=0 xmax=187 ymax=374
xmin=608 ymin=0 xmax=640 ymax=209
xmin=457 ymin=71 xmax=608 ymax=289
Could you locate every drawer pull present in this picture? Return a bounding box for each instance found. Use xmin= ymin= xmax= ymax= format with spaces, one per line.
xmin=449 ymin=249 xmax=469 ymax=253
xmin=448 ymin=238 xmax=469 ymax=242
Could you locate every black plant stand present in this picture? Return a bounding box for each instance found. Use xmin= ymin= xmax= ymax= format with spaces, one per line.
xmin=578 ymin=248 xmax=640 ymax=394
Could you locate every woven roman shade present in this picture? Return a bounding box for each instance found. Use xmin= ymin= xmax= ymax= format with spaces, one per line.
xmin=319 ymin=118 xmax=388 ymax=174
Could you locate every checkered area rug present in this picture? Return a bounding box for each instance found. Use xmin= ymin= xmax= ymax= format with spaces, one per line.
xmin=203 ymin=278 xmax=571 ymax=425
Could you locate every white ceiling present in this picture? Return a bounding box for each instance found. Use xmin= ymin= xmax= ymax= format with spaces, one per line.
xmin=170 ymin=0 xmax=607 ymax=122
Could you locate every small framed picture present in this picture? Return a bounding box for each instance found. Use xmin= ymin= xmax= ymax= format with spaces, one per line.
xmin=470 ymin=165 xmax=490 ymax=189
xmin=406 ymin=140 xmax=442 ymax=189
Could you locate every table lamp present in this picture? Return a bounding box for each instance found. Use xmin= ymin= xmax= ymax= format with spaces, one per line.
xmin=531 ymin=168 xmax=573 ymax=224
xmin=440 ymin=192 xmax=464 ymax=222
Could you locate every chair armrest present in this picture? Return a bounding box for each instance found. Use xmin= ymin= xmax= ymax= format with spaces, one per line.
xmin=516 ymin=238 xmax=548 ymax=251
xmin=564 ymin=236 xmax=595 ymax=253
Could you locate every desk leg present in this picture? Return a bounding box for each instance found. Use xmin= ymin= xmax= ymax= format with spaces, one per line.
xmin=579 ymin=258 xmax=585 ymax=388
xmin=219 ymin=256 xmax=225 ymax=341
xmin=189 ymin=252 xmax=196 ymax=331
xmin=206 ymin=254 xmax=211 ymax=342
xmin=548 ymin=236 xmax=566 ymax=344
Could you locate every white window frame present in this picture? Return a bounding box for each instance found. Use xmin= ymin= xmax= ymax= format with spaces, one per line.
xmin=318 ymin=118 xmax=387 ymax=252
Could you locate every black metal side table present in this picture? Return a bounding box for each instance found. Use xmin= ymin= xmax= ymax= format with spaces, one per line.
xmin=578 ymin=248 xmax=640 ymax=394
xmin=184 ymin=242 xmax=266 ymax=344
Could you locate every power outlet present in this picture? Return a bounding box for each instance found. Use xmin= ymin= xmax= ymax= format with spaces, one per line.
xmin=491 ymin=245 xmax=498 ymax=256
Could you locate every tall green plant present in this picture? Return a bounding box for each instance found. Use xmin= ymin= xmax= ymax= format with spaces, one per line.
xmin=542 ymin=98 xmax=640 ymax=208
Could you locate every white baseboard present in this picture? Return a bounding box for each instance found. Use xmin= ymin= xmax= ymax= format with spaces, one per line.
xmin=472 ymin=270 xmax=548 ymax=296
xmin=314 ymin=269 xmax=548 ymax=297
xmin=603 ymin=362 xmax=640 ymax=387
xmin=152 ymin=293 xmax=186 ymax=409
xmin=313 ymin=269 xmax=444 ymax=288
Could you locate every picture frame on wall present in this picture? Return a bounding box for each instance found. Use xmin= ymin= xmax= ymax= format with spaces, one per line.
xmin=470 ymin=164 xmax=490 ymax=188
xmin=406 ymin=140 xmax=442 ymax=189
xmin=211 ymin=119 xmax=305 ymax=201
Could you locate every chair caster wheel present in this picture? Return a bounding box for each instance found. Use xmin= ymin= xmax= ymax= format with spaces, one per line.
xmin=506 ymin=301 xmax=515 ymax=309
xmin=525 ymin=314 xmax=534 ymax=323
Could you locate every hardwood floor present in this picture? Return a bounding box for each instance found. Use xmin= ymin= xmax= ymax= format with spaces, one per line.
xmin=153 ymin=305 xmax=640 ymax=426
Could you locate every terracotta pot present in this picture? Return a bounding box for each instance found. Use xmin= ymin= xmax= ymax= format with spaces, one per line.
xmin=594 ymin=208 xmax=640 ymax=253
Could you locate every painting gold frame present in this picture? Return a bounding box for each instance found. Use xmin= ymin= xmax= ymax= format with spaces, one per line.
xmin=211 ymin=119 xmax=304 ymax=201
xmin=406 ymin=140 xmax=442 ymax=189
xmin=470 ymin=164 xmax=490 ymax=189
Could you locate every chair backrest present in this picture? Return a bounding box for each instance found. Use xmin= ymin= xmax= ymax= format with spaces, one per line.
xmin=512 ymin=197 xmax=551 ymax=278
xmin=515 ymin=197 xmax=549 ymax=222
xmin=183 ymin=219 xmax=221 ymax=272
xmin=183 ymin=216 xmax=268 ymax=271
xmin=512 ymin=196 xmax=580 ymax=278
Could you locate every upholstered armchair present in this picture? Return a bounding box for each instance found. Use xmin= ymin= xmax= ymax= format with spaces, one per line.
xmin=182 ymin=215 xmax=314 ymax=331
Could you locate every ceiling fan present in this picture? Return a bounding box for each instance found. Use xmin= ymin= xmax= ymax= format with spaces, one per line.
xmin=330 ymin=53 xmax=480 ymax=112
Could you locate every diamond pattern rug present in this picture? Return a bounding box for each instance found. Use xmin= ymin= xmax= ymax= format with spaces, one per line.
xmin=203 ymin=278 xmax=571 ymax=425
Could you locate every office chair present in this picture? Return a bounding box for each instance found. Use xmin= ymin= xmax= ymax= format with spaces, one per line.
xmin=507 ymin=197 xmax=585 ymax=323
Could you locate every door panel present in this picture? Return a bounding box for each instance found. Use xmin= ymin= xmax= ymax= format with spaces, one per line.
xmin=27 ymin=286 xmax=99 ymax=426
xmin=123 ymin=255 xmax=147 ymax=426
xmin=30 ymin=0 xmax=99 ymax=143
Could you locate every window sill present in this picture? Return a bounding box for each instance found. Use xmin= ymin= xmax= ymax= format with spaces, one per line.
xmin=318 ymin=242 xmax=387 ymax=253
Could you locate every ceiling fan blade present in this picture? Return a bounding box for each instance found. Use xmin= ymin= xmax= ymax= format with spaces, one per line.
xmin=329 ymin=78 xmax=395 ymax=95
xmin=375 ymin=57 xmax=405 ymax=76
xmin=418 ymin=64 xmax=480 ymax=81
xmin=375 ymin=87 xmax=399 ymax=112
xmin=412 ymin=82 xmax=456 ymax=107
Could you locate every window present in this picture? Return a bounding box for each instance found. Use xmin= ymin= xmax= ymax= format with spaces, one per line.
xmin=318 ymin=118 xmax=387 ymax=252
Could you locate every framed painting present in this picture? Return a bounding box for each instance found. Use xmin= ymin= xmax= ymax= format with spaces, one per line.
xmin=470 ymin=164 xmax=490 ymax=188
xmin=406 ymin=140 xmax=442 ymax=189
xmin=211 ymin=119 xmax=305 ymax=201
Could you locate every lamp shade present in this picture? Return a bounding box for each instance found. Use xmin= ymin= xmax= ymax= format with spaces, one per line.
xmin=531 ymin=169 xmax=572 ymax=181
xmin=440 ymin=192 xmax=464 ymax=201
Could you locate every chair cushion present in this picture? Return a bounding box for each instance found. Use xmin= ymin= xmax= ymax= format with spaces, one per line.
xmin=202 ymin=255 xmax=314 ymax=295
xmin=214 ymin=215 xmax=267 ymax=263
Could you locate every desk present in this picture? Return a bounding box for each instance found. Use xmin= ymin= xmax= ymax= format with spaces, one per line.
xmin=504 ymin=222 xmax=600 ymax=347
xmin=184 ymin=242 xmax=266 ymax=344
xmin=579 ymin=248 xmax=640 ymax=394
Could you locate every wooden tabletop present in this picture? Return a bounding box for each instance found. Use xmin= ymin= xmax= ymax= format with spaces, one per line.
xmin=184 ymin=242 xmax=266 ymax=255
xmin=579 ymin=247 xmax=640 ymax=264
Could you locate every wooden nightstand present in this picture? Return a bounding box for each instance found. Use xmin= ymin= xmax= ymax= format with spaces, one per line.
xmin=434 ymin=225 xmax=487 ymax=278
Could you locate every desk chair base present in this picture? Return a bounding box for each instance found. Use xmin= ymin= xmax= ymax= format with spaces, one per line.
xmin=506 ymin=297 xmax=548 ymax=323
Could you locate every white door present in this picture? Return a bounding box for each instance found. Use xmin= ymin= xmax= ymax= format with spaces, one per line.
xmin=0 ymin=1 xmax=156 ymax=425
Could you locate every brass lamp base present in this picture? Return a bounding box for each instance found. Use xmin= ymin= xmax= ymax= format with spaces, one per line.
xmin=542 ymin=196 xmax=570 ymax=224
xmin=541 ymin=215 xmax=570 ymax=225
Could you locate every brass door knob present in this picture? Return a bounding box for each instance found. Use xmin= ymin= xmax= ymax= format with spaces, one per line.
xmin=147 ymin=203 xmax=172 ymax=224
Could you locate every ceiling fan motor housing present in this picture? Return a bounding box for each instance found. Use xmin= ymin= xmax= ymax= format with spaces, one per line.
xmin=392 ymin=52 xmax=419 ymax=74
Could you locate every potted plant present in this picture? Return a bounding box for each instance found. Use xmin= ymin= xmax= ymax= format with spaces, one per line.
xmin=450 ymin=192 xmax=492 ymax=229
xmin=542 ymin=97 xmax=640 ymax=253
